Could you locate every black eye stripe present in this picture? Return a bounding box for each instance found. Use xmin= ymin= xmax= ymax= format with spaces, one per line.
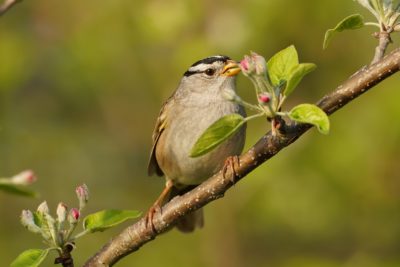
xmin=183 ymin=69 xmax=215 ymax=77
xmin=183 ymin=55 xmax=231 ymax=76
xmin=183 ymin=70 xmax=199 ymax=77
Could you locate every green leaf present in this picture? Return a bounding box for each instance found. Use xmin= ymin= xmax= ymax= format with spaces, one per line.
xmin=267 ymin=45 xmax=299 ymax=86
xmin=0 ymin=183 xmax=37 ymax=197
xmin=83 ymin=209 xmax=141 ymax=233
xmin=189 ymin=114 xmax=246 ymax=157
xmin=288 ymin=104 xmax=330 ymax=134
xmin=284 ymin=63 xmax=317 ymax=97
xmin=323 ymin=14 xmax=364 ymax=49
xmin=33 ymin=212 xmax=46 ymax=228
xmin=11 ymin=249 xmax=49 ymax=267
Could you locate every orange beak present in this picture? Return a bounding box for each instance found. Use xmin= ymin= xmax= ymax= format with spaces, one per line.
xmin=221 ymin=60 xmax=241 ymax=77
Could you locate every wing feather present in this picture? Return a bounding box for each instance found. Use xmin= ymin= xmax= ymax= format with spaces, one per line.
xmin=147 ymin=95 xmax=174 ymax=176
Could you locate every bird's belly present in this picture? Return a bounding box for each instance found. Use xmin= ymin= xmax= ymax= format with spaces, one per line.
xmin=173 ymin=131 xmax=244 ymax=185
xmin=159 ymin=103 xmax=245 ymax=185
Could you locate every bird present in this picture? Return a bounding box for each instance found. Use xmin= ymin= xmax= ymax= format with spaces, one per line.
xmin=147 ymin=55 xmax=246 ymax=232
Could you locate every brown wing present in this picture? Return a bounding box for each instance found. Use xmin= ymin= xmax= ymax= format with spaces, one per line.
xmin=147 ymin=96 xmax=174 ymax=176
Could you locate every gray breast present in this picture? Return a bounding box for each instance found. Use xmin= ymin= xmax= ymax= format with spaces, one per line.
xmin=159 ymin=99 xmax=246 ymax=185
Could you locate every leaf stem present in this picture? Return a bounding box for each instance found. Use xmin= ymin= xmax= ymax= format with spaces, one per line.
xmin=64 ymin=223 xmax=78 ymax=243
xmin=364 ymin=22 xmax=381 ymax=28
xmin=275 ymin=111 xmax=288 ymax=117
xmin=237 ymin=98 xmax=264 ymax=112
xmin=244 ymin=112 xmax=267 ymax=122
xmin=71 ymin=229 xmax=90 ymax=240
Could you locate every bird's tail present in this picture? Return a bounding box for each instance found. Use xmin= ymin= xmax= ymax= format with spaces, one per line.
xmin=175 ymin=208 xmax=204 ymax=233
xmin=169 ymin=185 xmax=204 ymax=233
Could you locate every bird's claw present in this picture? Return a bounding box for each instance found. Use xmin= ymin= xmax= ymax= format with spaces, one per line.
xmin=145 ymin=204 xmax=161 ymax=234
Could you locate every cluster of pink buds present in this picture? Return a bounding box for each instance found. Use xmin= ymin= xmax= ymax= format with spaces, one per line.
xmin=19 ymin=184 xmax=88 ymax=248
xmin=239 ymin=52 xmax=277 ymax=118
xmin=240 ymin=51 xmax=267 ymax=76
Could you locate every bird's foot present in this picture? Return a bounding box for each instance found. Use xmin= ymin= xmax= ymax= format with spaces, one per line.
xmin=222 ymin=155 xmax=241 ymax=185
xmin=144 ymin=203 xmax=161 ymax=234
xmin=144 ymin=180 xmax=174 ymax=233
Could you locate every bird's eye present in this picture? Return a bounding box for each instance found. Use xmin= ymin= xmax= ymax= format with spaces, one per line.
xmin=204 ymin=68 xmax=215 ymax=76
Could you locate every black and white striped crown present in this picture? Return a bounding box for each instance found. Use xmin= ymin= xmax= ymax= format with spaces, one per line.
xmin=184 ymin=55 xmax=230 ymax=77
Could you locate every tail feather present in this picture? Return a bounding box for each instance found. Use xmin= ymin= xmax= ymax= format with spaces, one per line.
xmin=169 ymin=184 xmax=204 ymax=233
xmin=176 ymin=208 xmax=204 ymax=233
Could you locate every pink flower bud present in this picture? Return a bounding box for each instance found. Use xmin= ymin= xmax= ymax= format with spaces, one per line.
xmin=37 ymin=201 xmax=50 ymax=214
xmin=239 ymin=55 xmax=255 ymax=75
xmin=251 ymin=52 xmax=267 ymax=75
xmin=68 ymin=208 xmax=80 ymax=224
xmin=240 ymin=52 xmax=267 ymax=76
xmin=76 ymin=184 xmax=89 ymax=209
xmin=258 ymin=92 xmax=271 ymax=104
xmin=11 ymin=170 xmax=36 ymax=185
xmin=240 ymin=57 xmax=250 ymax=71
xmin=56 ymin=202 xmax=68 ymax=223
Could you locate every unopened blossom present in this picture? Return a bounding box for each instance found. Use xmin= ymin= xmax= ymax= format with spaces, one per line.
xmin=56 ymin=202 xmax=68 ymax=224
xmin=258 ymin=92 xmax=271 ymax=104
xmin=251 ymin=52 xmax=267 ymax=75
xmin=10 ymin=170 xmax=36 ymax=185
xmin=37 ymin=201 xmax=50 ymax=214
xmin=240 ymin=52 xmax=267 ymax=76
xmin=240 ymin=55 xmax=255 ymax=75
xmin=68 ymin=208 xmax=80 ymax=224
xmin=76 ymin=184 xmax=89 ymax=210
xmin=20 ymin=210 xmax=41 ymax=234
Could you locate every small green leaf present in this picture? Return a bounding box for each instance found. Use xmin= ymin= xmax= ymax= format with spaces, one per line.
xmin=33 ymin=212 xmax=46 ymax=228
xmin=288 ymin=104 xmax=330 ymax=134
xmin=284 ymin=63 xmax=317 ymax=97
xmin=83 ymin=209 xmax=141 ymax=233
xmin=11 ymin=249 xmax=49 ymax=267
xmin=190 ymin=114 xmax=246 ymax=157
xmin=267 ymin=45 xmax=299 ymax=86
xmin=0 ymin=183 xmax=37 ymax=197
xmin=323 ymin=14 xmax=364 ymax=49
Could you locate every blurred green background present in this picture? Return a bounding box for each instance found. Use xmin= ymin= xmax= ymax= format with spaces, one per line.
xmin=1 ymin=0 xmax=400 ymax=266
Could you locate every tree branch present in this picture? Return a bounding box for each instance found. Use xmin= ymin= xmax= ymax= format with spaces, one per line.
xmin=0 ymin=0 xmax=22 ymax=16
xmin=84 ymin=48 xmax=400 ymax=267
xmin=371 ymin=27 xmax=392 ymax=64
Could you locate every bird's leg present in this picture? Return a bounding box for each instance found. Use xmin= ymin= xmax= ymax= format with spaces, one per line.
xmin=222 ymin=155 xmax=241 ymax=185
xmin=145 ymin=180 xmax=174 ymax=233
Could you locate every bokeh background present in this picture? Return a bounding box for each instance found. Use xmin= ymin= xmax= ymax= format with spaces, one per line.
xmin=1 ymin=0 xmax=400 ymax=266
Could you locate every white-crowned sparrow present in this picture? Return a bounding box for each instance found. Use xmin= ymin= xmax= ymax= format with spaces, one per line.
xmin=147 ymin=55 xmax=246 ymax=232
